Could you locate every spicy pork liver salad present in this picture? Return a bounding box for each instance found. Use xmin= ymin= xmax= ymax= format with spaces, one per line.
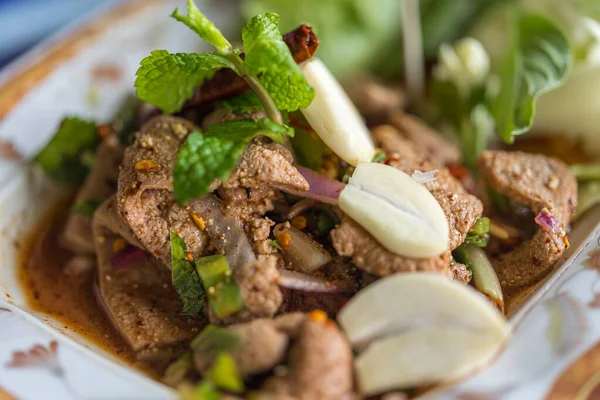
xmin=25 ymin=0 xmax=600 ymax=398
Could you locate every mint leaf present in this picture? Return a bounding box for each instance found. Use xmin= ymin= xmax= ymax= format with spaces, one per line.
xmin=170 ymin=232 xmax=206 ymax=316
xmin=492 ymin=12 xmax=571 ymax=144
xmin=35 ymin=117 xmax=99 ymax=186
xmin=171 ymin=0 xmax=231 ymax=54
xmin=135 ymin=50 xmax=234 ymax=114
xmin=204 ymin=118 xmax=293 ymax=144
xmin=174 ymin=132 xmax=246 ymax=204
xmin=220 ymin=91 xmax=264 ymax=113
xmin=242 ymin=13 xmax=315 ymax=111
xmin=174 ymin=119 xmax=294 ymax=203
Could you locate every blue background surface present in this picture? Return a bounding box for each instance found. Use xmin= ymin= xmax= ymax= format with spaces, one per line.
xmin=0 ymin=0 xmax=120 ymax=69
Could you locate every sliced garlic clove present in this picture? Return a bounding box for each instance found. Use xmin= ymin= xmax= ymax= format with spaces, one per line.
xmin=355 ymin=325 xmax=506 ymax=395
xmin=338 ymin=162 xmax=449 ymax=258
xmin=337 ymin=273 xmax=509 ymax=349
xmin=300 ymin=58 xmax=375 ymax=166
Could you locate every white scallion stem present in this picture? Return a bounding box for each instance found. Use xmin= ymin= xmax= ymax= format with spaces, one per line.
xmin=400 ymin=0 xmax=425 ymax=105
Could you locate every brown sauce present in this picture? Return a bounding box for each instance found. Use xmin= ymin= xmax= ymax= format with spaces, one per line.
xmin=18 ymin=199 xmax=158 ymax=378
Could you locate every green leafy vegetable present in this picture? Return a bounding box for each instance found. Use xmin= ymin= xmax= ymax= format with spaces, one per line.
xmin=172 ymin=0 xmax=232 ymax=54
xmin=174 ymin=132 xmax=247 ymax=204
xmin=173 ymin=118 xmax=293 ymax=204
xmin=220 ymin=91 xmax=264 ymax=114
xmin=207 ymin=353 xmax=245 ymax=393
xmin=195 ymin=255 xmax=244 ymax=318
xmin=270 ymin=239 xmax=282 ymax=250
xmin=170 ymin=232 xmax=206 ymax=316
xmin=242 ymin=13 xmax=314 ymax=111
xmin=71 ymin=199 xmax=103 ymax=216
xmin=35 ymin=117 xmax=99 ymax=186
xmin=371 ymin=150 xmax=387 ymax=164
xmin=191 ymin=325 xmax=242 ymax=354
xmin=135 ymin=50 xmax=233 ymax=114
xmin=492 ymin=12 xmax=571 ymax=144
xmin=136 ymin=1 xmax=314 ymax=118
xmin=463 ymin=217 xmax=490 ymax=247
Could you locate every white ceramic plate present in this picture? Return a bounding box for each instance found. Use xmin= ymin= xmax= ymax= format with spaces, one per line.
xmin=1 ymin=1 xmax=600 ymax=399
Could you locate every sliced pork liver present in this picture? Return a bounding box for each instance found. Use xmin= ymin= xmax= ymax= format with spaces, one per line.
xmin=92 ymin=197 xmax=204 ymax=363
xmin=62 ymin=136 xmax=123 ymax=254
xmin=478 ymin=150 xmax=577 ymax=288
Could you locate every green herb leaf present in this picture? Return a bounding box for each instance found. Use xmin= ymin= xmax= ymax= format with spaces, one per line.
xmin=173 ymin=132 xmax=247 ymax=204
xmin=220 ymin=91 xmax=264 ymax=114
xmin=208 ymin=353 xmax=245 ymax=393
xmin=469 ymin=217 xmax=490 ymax=237
xmin=135 ymin=50 xmax=234 ymax=114
xmin=191 ymin=325 xmax=242 ymax=354
xmin=492 ymin=12 xmax=571 ymax=144
xmin=173 ymin=119 xmax=294 ymax=203
xmin=463 ymin=217 xmax=490 ymax=248
xmin=195 ymin=255 xmax=244 ymax=318
xmin=35 ymin=117 xmax=99 ymax=186
xmin=270 ymin=239 xmax=282 ymax=250
xmin=242 ymin=13 xmax=314 ymax=111
xmin=171 ymin=0 xmax=231 ymax=54
xmin=371 ymin=150 xmax=386 ymax=163
xmin=71 ymin=199 xmax=104 ymax=216
xmin=170 ymin=232 xmax=206 ymax=316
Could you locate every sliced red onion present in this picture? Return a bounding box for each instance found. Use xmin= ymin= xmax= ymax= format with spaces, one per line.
xmin=534 ymin=209 xmax=562 ymax=233
xmin=288 ymin=165 xmax=346 ymax=205
xmin=278 ymin=269 xmax=356 ymax=293
xmin=193 ymin=195 xmax=257 ymax=269
xmin=274 ymin=223 xmax=332 ymax=273
xmin=411 ymin=169 xmax=438 ymax=185
xmin=111 ymin=246 xmax=146 ymax=270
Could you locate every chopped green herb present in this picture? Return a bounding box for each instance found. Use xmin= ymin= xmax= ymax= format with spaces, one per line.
xmin=191 ymin=325 xmax=242 ymax=354
xmin=173 ymin=118 xmax=293 ymax=204
xmin=469 ymin=217 xmax=490 ymax=236
xmin=136 ymin=1 xmax=314 ymax=117
xmin=270 ymin=239 xmax=282 ymax=250
xmin=135 ymin=50 xmax=234 ymax=114
xmin=195 ymin=255 xmax=244 ymax=318
xmin=71 ymin=199 xmax=104 ymax=216
xmin=220 ymin=91 xmax=264 ymax=114
xmin=35 ymin=117 xmax=99 ymax=186
xmin=170 ymin=232 xmax=206 ymax=316
xmin=242 ymin=13 xmax=315 ymax=111
xmin=371 ymin=150 xmax=387 ymax=163
xmin=463 ymin=217 xmax=490 ymax=248
xmin=207 ymin=353 xmax=244 ymax=393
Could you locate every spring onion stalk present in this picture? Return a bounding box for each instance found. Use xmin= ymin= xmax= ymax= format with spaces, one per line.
xmin=455 ymin=244 xmax=504 ymax=311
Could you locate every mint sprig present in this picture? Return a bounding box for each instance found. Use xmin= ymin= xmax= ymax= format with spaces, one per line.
xmin=136 ymin=50 xmax=233 ymax=114
xmin=135 ymin=0 xmax=315 ymax=120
